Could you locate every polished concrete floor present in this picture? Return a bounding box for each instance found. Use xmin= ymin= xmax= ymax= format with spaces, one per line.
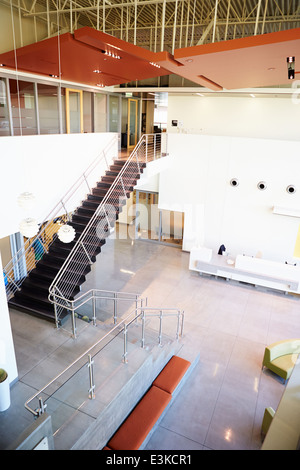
xmin=2 ymin=227 xmax=300 ymax=450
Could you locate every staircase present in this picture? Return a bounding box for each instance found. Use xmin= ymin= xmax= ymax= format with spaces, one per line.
xmin=8 ymin=158 xmax=146 ymax=324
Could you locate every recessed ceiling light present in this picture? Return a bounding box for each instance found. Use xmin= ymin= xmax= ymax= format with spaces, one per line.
xmin=250 ymin=94 xmax=255 ymax=98
xmin=93 ymin=69 xmax=101 ymax=73
xmin=0 ymin=64 xmax=5 ymax=67
xmin=196 ymin=93 xmax=204 ymax=96
xmin=104 ymin=51 xmax=121 ymax=59
xmin=150 ymin=62 xmax=160 ymax=68
xmin=96 ymin=83 xmax=104 ymax=87
xmin=49 ymin=74 xmax=58 ymax=78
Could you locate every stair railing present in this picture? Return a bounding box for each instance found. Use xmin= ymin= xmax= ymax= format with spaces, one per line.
xmin=49 ymin=288 xmax=148 ymax=338
xmin=4 ymin=134 xmax=118 ymax=302
xmin=48 ymin=133 xmax=168 ymax=329
xmin=24 ymin=303 xmax=184 ymax=418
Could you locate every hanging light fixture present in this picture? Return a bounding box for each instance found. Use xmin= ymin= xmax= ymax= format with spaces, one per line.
xmin=58 ymin=224 xmax=76 ymax=243
xmin=17 ymin=192 xmax=36 ymax=211
xmin=19 ymin=218 xmax=39 ymax=238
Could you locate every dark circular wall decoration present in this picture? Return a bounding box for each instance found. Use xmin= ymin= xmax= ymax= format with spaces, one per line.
xmin=257 ymin=181 xmax=267 ymax=191
xmin=230 ymin=178 xmax=239 ymax=187
xmin=286 ymin=185 xmax=296 ymax=194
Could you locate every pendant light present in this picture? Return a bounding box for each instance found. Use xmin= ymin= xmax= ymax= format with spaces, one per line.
xmin=17 ymin=192 xmax=36 ymax=211
xmin=19 ymin=218 xmax=39 ymax=238
xmin=58 ymin=224 xmax=76 ymax=243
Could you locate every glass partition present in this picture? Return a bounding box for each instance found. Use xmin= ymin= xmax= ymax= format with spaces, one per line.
xmin=135 ymin=191 xmax=184 ymax=247
xmin=9 ymin=79 xmax=37 ymax=135
xmin=128 ymin=99 xmax=138 ymax=149
xmin=66 ymin=88 xmax=83 ymax=133
xmin=0 ymin=78 xmax=10 ymax=136
xmin=109 ymin=95 xmax=119 ymax=132
xmin=94 ymin=93 xmax=107 ymax=132
xmin=37 ymin=83 xmax=60 ymax=134
xmin=83 ymin=91 xmax=92 ymax=133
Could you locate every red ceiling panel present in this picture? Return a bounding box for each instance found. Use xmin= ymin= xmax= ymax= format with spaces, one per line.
xmin=0 ymin=27 xmax=299 ymax=91
xmin=167 ymin=28 xmax=300 ymax=90
xmin=0 ymin=27 xmax=170 ymax=87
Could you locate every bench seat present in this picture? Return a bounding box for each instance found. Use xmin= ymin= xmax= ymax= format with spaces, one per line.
xmin=107 ymin=385 xmax=171 ymax=450
xmin=153 ymin=355 xmax=191 ymax=394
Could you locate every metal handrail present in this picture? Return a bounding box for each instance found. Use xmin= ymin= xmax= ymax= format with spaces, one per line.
xmin=24 ymin=303 xmax=184 ymax=417
xmin=48 ymin=133 xmax=167 ymax=329
xmin=50 ymin=287 xmax=148 ymax=337
xmin=4 ymin=134 xmax=118 ymax=301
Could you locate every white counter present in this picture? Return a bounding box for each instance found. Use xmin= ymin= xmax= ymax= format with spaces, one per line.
xmin=189 ymin=248 xmax=300 ymax=294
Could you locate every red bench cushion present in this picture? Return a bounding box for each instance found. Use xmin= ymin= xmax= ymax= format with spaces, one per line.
xmin=153 ymin=355 xmax=191 ymax=394
xmin=107 ymin=385 xmax=171 ymax=450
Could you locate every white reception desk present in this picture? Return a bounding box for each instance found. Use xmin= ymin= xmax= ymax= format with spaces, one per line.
xmin=189 ymin=247 xmax=300 ymax=294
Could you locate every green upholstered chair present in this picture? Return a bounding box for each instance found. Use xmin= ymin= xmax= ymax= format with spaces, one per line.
xmin=261 ymin=407 xmax=275 ymax=437
xmin=262 ymin=339 xmax=300 ymax=382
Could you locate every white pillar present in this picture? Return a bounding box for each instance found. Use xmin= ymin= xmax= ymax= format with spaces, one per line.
xmin=0 ymin=252 xmax=18 ymax=385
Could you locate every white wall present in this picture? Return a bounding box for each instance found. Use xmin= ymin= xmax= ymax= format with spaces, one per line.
xmin=167 ymin=94 xmax=300 ymax=141
xmin=0 ymin=132 xmax=118 ymax=239
xmin=159 ymin=133 xmax=300 ymax=263
xmin=0 ymin=252 xmax=18 ymax=384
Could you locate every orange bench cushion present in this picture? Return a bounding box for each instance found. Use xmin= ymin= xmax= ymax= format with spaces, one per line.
xmin=153 ymin=355 xmax=191 ymax=394
xmin=107 ymin=385 xmax=171 ymax=450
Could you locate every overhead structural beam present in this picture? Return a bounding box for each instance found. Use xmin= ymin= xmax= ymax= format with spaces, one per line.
xmin=197 ymin=19 xmax=214 ymax=45
xmin=23 ymin=0 xmax=185 ymax=17
xmin=254 ymin=0 xmax=262 ymax=35
xmin=161 ymin=0 xmax=166 ymax=51
xmin=212 ymin=0 xmax=219 ymax=43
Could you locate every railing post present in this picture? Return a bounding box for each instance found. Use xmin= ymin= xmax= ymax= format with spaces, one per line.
xmin=145 ymin=134 xmax=148 ymax=163
xmin=141 ymin=310 xmax=145 ymax=349
xmin=71 ymin=304 xmax=77 ymax=339
xmin=113 ymin=292 xmax=117 ymax=324
xmin=123 ymin=324 xmax=128 ymax=363
xmin=176 ymin=310 xmax=180 ymax=341
xmin=120 ymin=176 xmax=127 ymax=199
xmin=92 ymin=290 xmax=97 ymax=326
xmin=87 ymin=354 xmax=95 ymax=400
xmin=135 ymin=151 xmax=141 ymax=174
xmin=35 ymin=397 xmax=47 ymax=416
xmin=158 ymin=310 xmax=163 ymax=346
xmin=135 ymin=296 xmax=139 ymax=323
xmin=83 ymin=172 xmax=91 ymax=192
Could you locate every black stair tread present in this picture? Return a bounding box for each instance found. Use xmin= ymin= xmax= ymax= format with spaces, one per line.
xmin=8 ymin=298 xmax=70 ymax=325
xmin=36 ymin=263 xmax=91 ymax=279
xmin=9 ymin=298 xmax=55 ymax=318
xmin=22 ymin=276 xmax=80 ymax=296
xmin=16 ymin=285 xmax=76 ymax=303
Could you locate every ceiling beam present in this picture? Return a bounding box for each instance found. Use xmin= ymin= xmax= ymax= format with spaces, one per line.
xmin=22 ymin=0 xmax=185 ymax=17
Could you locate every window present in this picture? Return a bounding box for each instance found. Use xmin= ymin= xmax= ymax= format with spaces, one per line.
xmin=94 ymin=93 xmax=107 ymax=132
xmin=9 ymin=79 xmax=37 ymax=135
xmin=0 ymin=78 xmax=10 ymax=136
xmin=37 ymin=83 xmax=60 ymax=134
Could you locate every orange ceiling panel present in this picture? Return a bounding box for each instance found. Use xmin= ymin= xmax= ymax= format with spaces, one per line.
xmin=0 ymin=27 xmax=299 ymax=91
xmin=0 ymin=27 xmax=170 ymax=87
xmin=166 ymin=28 xmax=300 ymax=90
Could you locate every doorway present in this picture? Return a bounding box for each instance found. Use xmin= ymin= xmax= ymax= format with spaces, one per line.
xmin=135 ymin=191 xmax=184 ymax=247
xmin=65 ymin=89 xmax=83 ymax=133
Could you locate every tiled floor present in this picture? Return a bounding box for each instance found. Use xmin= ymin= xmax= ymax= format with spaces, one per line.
xmin=3 ymin=231 xmax=300 ymax=450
